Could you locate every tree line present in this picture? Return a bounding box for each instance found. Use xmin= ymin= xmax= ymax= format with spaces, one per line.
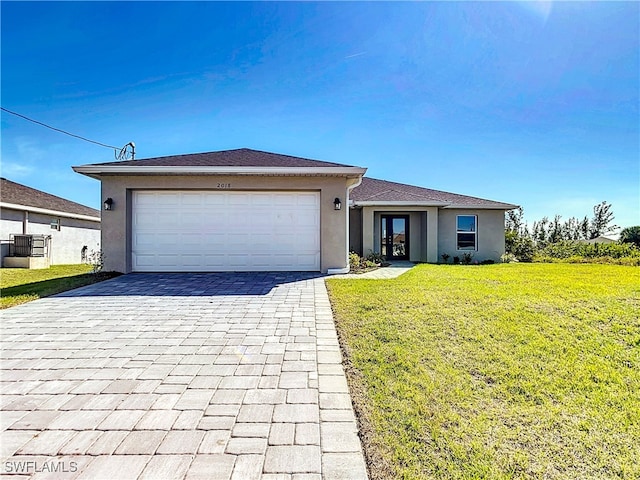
xmin=505 ymin=201 xmax=640 ymax=262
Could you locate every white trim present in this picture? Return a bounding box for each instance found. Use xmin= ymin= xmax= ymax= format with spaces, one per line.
xmin=327 ymin=266 xmax=350 ymax=275
xmin=0 ymin=202 xmax=101 ymax=222
xmin=354 ymin=201 xmax=517 ymax=209
xmin=354 ymin=200 xmax=449 ymax=207
xmin=73 ymin=165 xmax=367 ymax=177
xmin=456 ymin=214 xmax=478 ymax=251
xmin=345 ymin=176 xmax=364 ymax=272
xmin=443 ymin=204 xmax=518 ymax=210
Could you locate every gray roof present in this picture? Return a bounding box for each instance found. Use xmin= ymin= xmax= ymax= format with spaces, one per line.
xmin=0 ymin=178 xmax=100 ymax=218
xmin=351 ymin=177 xmax=516 ymax=209
xmin=91 ymin=148 xmax=356 ymax=168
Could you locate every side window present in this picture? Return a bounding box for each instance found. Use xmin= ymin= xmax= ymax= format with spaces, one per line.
xmin=81 ymin=246 xmax=88 ymax=263
xmin=50 ymin=218 xmax=61 ymax=231
xmin=456 ymin=215 xmax=477 ymax=250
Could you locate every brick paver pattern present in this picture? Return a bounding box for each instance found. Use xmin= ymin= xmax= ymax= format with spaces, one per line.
xmin=1 ymin=273 xmax=368 ymax=480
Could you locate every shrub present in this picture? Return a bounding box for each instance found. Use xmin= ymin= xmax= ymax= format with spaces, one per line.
xmin=501 ymin=253 xmax=519 ymax=263
xmin=620 ymin=226 xmax=640 ymax=248
xmin=505 ymin=230 xmax=535 ymax=262
xmin=87 ymin=249 xmax=105 ymax=274
xmin=349 ymin=252 xmax=362 ymax=270
xmin=538 ymin=241 xmax=640 ymax=260
xmin=533 ymin=241 xmax=640 ymax=265
xmin=349 ymin=252 xmax=380 ymax=272
xmin=366 ymin=251 xmax=385 ymax=265
xmin=441 ymin=253 xmax=450 ymax=264
xmin=461 ymin=252 xmax=474 ymax=265
xmin=453 ymin=256 xmax=460 ymax=265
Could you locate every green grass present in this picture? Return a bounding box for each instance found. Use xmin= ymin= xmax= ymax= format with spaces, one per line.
xmin=1 ymin=264 xmax=120 ymax=309
xmin=326 ymin=263 xmax=640 ymax=480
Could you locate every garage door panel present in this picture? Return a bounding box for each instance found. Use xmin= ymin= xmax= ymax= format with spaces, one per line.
xmin=156 ymin=254 xmax=180 ymax=267
xmin=132 ymin=191 xmax=320 ymax=272
xmin=204 ymin=254 xmax=226 ymax=267
xmin=181 ymin=233 xmax=203 ymax=246
xmin=204 ymin=194 xmax=226 ymax=206
xmin=180 ymin=213 xmax=202 ymax=228
xmin=181 ymin=193 xmax=203 ymax=206
xmin=297 ymin=193 xmax=319 ymax=206
xmin=154 ymin=193 xmax=181 ymax=206
xmin=181 ymin=254 xmax=203 ymax=267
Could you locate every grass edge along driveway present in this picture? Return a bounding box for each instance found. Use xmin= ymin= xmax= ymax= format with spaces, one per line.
xmin=1 ymin=264 xmax=120 ymax=309
xmin=326 ymin=263 xmax=640 ymax=480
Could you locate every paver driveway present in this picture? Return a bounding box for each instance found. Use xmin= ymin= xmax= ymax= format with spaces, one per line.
xmin=1 ymin=273 xmax=368 ymax=480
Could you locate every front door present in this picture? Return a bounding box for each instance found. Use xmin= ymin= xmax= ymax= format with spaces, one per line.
xmin=381 ymin=215 xmax=409 ymax=260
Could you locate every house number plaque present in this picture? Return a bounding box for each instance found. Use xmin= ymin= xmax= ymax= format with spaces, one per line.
xmin=216 ymin=183 xmax=232 ymax=189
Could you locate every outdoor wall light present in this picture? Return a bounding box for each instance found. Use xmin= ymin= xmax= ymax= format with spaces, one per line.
xmin=104 ymin=198 xmax=114 ymax=211
xmin=334 ymin=197 xmax=342 ymax=210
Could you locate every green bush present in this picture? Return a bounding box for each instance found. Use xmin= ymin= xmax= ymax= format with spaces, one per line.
xmin=505 ymin=230 xmax=535 ymax=262
xmin=537 ymin=241 xmax=640 ymax=260
xmin=533 ymin=241 xmax=640 ymax=265
xmin=620 ymin=226 xmax=640 ymax=247
xmin=349 ymin=252 xmax=362 ymax=270
xmin=349 ymin=252 xmax=380 ymax=272
xmin=366 ymin=251 xmax=385 ymax=264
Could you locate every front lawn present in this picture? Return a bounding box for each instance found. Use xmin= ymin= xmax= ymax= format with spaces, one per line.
xmin=326 ymin=263 xmax=640 ymax=479
xmin=1 ymin=264 xmax=120 ymax=309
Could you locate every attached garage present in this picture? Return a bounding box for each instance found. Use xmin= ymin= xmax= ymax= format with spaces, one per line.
xmin=132 ymin=190 xmax=320 ymax=272
xmin=73 ymin=148 xmax=366 ymax=274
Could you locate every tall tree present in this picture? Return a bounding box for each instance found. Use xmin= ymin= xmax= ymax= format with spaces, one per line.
xmin=548 ymin=215 xmax=564 ymax=243
xmin=579 ymin=216 xmax=590 ymax=240
xmin=589 ymin=201 xmax=618 ymax=239
xmin=506 ymin=207 xmax=525 ymax=234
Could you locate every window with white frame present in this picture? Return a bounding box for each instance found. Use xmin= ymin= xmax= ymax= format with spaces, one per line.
xmin=456 ymin=215 xmax=477 ymax=250
xmin=50 ymin=218 xmax=61 ymax=231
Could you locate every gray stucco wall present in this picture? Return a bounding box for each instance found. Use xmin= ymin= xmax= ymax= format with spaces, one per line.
xmin=437 ymin=209 xmax=506 ymax=262
xmin=99 ymin=174 xmax=354 ymax=273
xmin=0 ymin=208 xmax=100 ymax=265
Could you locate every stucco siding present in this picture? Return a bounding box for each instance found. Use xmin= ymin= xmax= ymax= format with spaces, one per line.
xmin=0 ymin=208 xmax=100 ymax=265
xmin=438 ymin=209 xmax=506 ymax=262
xmin=99 ymin=174 xmax=352 ymax=273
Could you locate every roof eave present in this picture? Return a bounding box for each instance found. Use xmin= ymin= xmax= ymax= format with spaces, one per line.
xmin=441 ymin=203 xmax=519 ymax=210
xmin=352 ymin=200 xmax=449 ymax=207
xmin=72 ymin=165 xmax=367 ymax=178
xmin=0 ymin=202 xmax=101 ymax=222
xmin=351 ymin=201 xmax=519 ymax=209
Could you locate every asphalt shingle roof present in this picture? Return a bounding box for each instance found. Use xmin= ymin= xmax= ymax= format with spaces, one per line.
xmin=0 ymin=178 xmax=100 ymax=218
xmin=351 ymin=177 xmax=515 ymax=208
xmin=91 ymin=148 xmax=356 ymax=168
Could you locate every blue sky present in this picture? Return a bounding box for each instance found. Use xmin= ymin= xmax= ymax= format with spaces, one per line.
xmin=2 ymin=1 xmax=638 ymax=229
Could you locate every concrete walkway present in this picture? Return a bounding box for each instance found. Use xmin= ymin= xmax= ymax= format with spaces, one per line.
xmin=331 ymin=261 xmax=415 ymax=280
xmin=0 ymin=273 xmax=368 ymax=480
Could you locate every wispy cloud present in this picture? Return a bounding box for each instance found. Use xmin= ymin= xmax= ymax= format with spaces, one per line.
xmin=1 ymin=136 xmax=47 ymax=179
xmin=0 ymin=162 xmax=35 ymax=178
xmin=516 ymin=1 xmax=554 ymax=24
xmin=345 ymin=52 xmax=366 ymax=59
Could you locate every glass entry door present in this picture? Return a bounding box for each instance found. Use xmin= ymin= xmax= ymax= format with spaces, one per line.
xmin=381 ymin=215 xmax=409 ymax=260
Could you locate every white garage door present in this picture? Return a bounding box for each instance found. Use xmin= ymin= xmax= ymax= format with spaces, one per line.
xmin=132 ymin=191 xmax=320 ymax=272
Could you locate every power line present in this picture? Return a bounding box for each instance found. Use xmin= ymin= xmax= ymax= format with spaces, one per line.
xmin=1 ymin=106 xmax=118 ymax=149
xmin=1 ymin=106 xmax=135 ymax=160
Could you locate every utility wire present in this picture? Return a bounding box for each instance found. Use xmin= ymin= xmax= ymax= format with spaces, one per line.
xmin=1 ymin=106 xmax=119 ymax=150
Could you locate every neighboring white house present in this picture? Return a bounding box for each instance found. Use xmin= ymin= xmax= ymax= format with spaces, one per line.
xmin=579 ymin=235 xmax=619 ymax=244
xmin=0 ymin=178 xmax=101 ymax=265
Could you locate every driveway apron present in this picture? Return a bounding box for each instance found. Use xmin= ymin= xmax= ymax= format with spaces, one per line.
xmin=1 ymin=273 xmax=368 ymax=480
